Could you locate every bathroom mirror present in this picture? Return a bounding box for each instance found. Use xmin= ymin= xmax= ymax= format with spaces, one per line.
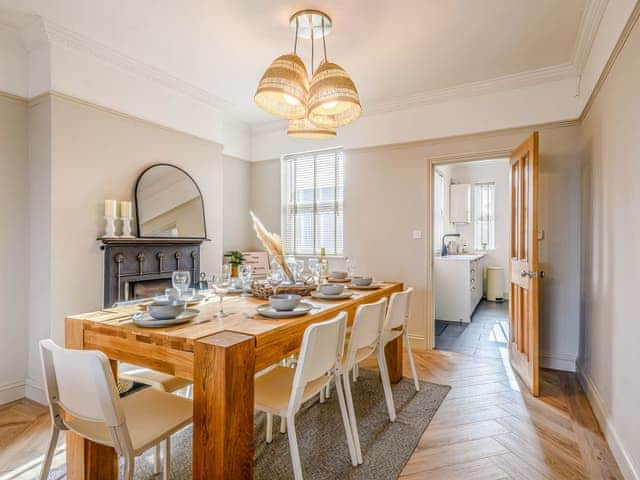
xmin=135 ymin=164 xmax=207 ymax=238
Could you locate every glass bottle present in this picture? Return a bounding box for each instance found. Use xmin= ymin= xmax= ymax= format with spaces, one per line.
xmin=319 ymin=247 xmax=329 ymax=282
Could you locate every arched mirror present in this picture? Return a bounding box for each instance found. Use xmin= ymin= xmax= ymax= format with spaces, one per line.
xmin=135 ymin=164 xmax=207 ymax=238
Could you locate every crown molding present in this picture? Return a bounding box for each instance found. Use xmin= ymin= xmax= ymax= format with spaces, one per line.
xmin=573 ymin=0 xmax=610 ymax=74
xmin=37 ymin=18 xmax=234 ymax=112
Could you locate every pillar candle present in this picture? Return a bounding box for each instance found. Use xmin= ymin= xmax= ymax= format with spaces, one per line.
xmin=120 ymin=201 xmax=132 ymax=218
xmin=104 ymin=199 xmax=117 ymax=217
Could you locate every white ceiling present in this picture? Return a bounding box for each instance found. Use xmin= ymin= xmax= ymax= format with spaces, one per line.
xmin=1 ymin=0 xmax=590 ymax=125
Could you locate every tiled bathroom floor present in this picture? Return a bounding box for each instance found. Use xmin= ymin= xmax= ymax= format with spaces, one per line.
xmin=435 ymin=300 xmax=509 ymax=359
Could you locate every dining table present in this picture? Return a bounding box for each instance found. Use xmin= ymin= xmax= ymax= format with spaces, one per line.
xmin=64 ymin=281 xmax=404 ymax=479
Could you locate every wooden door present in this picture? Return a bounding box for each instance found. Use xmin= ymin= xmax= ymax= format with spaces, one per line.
xmin=509 ymin=132 xmax=541 ymax=396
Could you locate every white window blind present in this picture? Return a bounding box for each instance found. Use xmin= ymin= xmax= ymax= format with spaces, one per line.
xmin=282 ymin=149 xmax=344 ymax=256
xmin=474 ymin=182 xmax=496 ymax=250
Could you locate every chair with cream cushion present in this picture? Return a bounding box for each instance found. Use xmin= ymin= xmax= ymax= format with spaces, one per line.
xmin=254 ymin=313 xmax=358 ymax=480
xmin=338 ymin=297 xmax=394 ymax=464
xmin=38 ymin=339 xmax=193 ymax=480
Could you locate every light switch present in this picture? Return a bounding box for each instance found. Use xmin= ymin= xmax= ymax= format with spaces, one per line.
xmin=412 ymin=230 xmax=423 ymax=240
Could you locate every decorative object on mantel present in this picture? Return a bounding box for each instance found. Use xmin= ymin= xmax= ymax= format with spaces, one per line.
xmin=254 ymin=9 xmax=360 ymax=138
xmin=250 ymin=211 xmax=294 ymax=281
xmin=223 ymin=250 xmax=245 ymax=277
xmin=120 ymin=200 xmax=135 ymax=238
xmin=104 ymin=199 xmax=118 ymax=237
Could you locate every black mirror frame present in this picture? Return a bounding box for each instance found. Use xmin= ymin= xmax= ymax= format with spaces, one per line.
xmin=134 ymin=163 xmax=209 ymax=240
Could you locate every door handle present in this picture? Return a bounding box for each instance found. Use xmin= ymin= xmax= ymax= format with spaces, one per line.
xmin=520 ymin=270 xmax=545 ymax=278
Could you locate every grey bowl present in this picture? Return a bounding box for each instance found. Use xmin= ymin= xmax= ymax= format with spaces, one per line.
xmin=329 ymin=271 xmax=348 ymax=280
xmin=352 ymin=276 xmax=373 ymax=286
xmin=269 ymin=294 xmax=302 ymax=312
xmin=148 ymin=300 xmax=186 ymax=320
xmin=319 ymin=283 xmax=345 ymax=295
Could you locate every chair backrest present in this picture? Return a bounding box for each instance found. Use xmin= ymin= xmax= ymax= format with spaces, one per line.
xmin=345 ymin=298 xmax=387 ymax=368
xmin=385 ymin=287 xmax=413 ymax=331
xmin=289 ymin=312 xmax=347 ymax=413
xmin=39 ymin=339 xmax=124 ymax=428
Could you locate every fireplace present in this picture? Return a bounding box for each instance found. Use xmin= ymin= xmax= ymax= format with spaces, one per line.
xmin=100 ymin=238 xmax=204 ymax=307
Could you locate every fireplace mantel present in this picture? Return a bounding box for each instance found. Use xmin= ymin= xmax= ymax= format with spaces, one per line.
xmin=100 ymin=237 xmax=205 ymax=307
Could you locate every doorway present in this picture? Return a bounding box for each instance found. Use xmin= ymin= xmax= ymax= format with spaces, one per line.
xmin=428 ymin=156 xmax=511 ymax=360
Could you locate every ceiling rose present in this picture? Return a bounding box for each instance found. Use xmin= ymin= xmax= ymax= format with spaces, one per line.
xmin=254 ymin=9 xmax=361 ymax=138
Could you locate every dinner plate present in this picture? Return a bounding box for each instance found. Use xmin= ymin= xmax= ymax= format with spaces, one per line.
xmin=256 ymin=302 xmax=313 ymax=319
xmin=132 ymin=308 xmax=200 ymax=328
xmin=310 ymin=290 xmax=355 ymax=300
xmin=348 ymin=283 xmax=383 ymax=290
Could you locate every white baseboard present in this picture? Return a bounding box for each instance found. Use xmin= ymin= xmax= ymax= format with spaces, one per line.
xmin=577 ymin=366 xmax=639 ymax=480
xmin=24 ymin=377 xmax=47 ymax=405
xmin=0 ymin=381 xmax=26 ymax=405
xmin=540 ymin=352 xmax=577 ymax=372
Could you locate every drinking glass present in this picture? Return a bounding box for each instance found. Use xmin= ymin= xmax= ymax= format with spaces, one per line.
xmin=345 ymin=257 xmax=355 ymax=277
xmin=239 ymin=264 xmax=253 ymax=297
xmin=213 ymin=273 xmax=231 ymax=318
xmin=172 ymin=271 xmax=191 ymax=296
xmin=295 ymin=260 xmax=305 ymax=284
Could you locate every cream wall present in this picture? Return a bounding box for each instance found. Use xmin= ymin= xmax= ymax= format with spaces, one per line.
xmin=579 ymin=14 xmax=640 ymax=479
xmin=222 ymin=155 xmax=253 ymax=252
xmin=448 ymin=160 xmax=510 ymax=296
xmin=21 ymin=93 xmax=224 ymax=401
xmin=250 ymin=124 xmax=582 ymax=366
xmin=0 ymin=94 xmax=29 ymax=403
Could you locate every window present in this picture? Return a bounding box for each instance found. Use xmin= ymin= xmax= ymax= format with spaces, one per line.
xmin=282 ymin=148 xmax=344 ymax=256
xmin=433 ymin=169 xmax=445 ymax=252
xmin=474 ymin=182 xmax=496 ymax=250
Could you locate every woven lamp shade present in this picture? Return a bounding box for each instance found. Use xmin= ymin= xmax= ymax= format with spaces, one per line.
xmin=308 ymin=61 xmax=361 ymax=128
xmin=255 ymin=54 xmax=309 ymax=119
xmin=287 ymin=117 xmax=336 ymax=139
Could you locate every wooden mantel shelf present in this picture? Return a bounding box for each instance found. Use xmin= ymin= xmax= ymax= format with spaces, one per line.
xmin=98 ymin=237 xmax=209 ymax=248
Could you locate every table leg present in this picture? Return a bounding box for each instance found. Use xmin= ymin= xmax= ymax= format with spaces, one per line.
xmin=385 ymin=334 xmax=403 ymax=384
xmin=193 ymin=331 xmax=255 ymax=480
xmin=65 ymin=318 xmax=118 ymax=479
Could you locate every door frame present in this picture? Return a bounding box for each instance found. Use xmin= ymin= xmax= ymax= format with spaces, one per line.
xmin=424 ymin=148 xmax=512 ymax=349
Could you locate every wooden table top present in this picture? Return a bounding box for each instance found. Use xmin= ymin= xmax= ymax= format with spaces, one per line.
xmin=68 ymin=282 xmax=403 ymax=352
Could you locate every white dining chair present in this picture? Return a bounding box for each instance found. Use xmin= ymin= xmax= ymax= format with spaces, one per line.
xmin=337 ymin=297 xmax=393 ymax=464
xmin=382 ymin=287 xmax=420 ymax=394
xmin=254 ymin=312 xmax=358 ymax=480
xmin=38 ymin=339 xmax=193 ymax=480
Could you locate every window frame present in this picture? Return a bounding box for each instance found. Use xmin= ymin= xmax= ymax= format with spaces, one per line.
xmin=473 ymin=181 xmax=496 ymax=251
xmin=280 ymin=147 xmax=345 ymax=257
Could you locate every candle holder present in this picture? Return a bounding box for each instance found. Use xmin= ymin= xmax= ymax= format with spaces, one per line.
xmin=103 ymin=216 xmax=117 ymax=238
xmin=120 ymin=216 xmax=134 ymax=238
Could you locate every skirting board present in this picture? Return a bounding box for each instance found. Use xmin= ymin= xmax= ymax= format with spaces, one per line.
xmin=577 ymin=366 xmax=639 ymax=480
xmin=540 ymin=352 xmax=577 ymax=372
xmin=0 ymin=381 xmax=26 ymax=405
xmin=24 ymin=377 xmax=47 ymax=405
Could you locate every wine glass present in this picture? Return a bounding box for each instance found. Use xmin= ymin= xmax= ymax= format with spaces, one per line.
xmin=295 ymin=260 xmax=305 ymax=284
xmin=239 ymin=264 xmax=253 ymax=297
xmin=345 ymin=257 xmax=355 ymax=278
xmin=267 ymin=266 xmax=284 ymax=296
xmin=172 ymin=271 xmax=191 ymax=297
xmin=213 ymin=273 xmax=230 ymax=318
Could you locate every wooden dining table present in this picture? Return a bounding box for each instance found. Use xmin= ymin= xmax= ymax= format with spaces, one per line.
xmin=64 ymin=281 xmax=404 ymax=479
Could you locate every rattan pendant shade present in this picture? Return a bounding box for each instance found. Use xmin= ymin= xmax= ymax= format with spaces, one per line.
xmin=254 ymin=54 xmax=309 ymax=120
xmin=287 ymin=116 xmax=336 ymax=138
xmin=307 ymin=61 xmax=361 ymax=128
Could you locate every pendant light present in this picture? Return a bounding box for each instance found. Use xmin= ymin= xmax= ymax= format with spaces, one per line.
xmin=287 ymin=12 xmax=336 ymax=139
xmin=254 ymin=18 xmax=308 ymax=120
xmin=307 ymin=17 xmax=361 ymax=128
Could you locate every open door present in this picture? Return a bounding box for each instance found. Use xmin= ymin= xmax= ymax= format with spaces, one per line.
xmin=509 ymin=132 xmax=541 ymax=396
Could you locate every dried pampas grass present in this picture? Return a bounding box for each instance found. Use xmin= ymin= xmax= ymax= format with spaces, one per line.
xmin=250 ymin=211 xmax=293 ymax=280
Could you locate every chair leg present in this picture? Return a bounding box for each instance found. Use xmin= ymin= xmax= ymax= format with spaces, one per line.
xmin=325 ymin=380 xmax=331 ymax=399
xmin=377 ymin=347 xmax=397 ymax=422
xmin=123 ymin=455 xmax=135 ymax=480
xmin=339 ymin=372 xmax=362 ymax=465
xmin=154 ymin=443 xmax=161 ymax=474
xmin=162 ymin=437 xmax=171 ymax=480
xmin=320 ymin=387 xmax=326 ymax=403
xmin=266 ymin=412 xmax=273 ymax=443
xmin=404 ymin=331 xmax=420 ymax=391
xmin=39 ymin=425 xmax=60 ymax=480
xmin=352 ymin=363 xmax=359 ymax=382
xmin=280 ymin=415 xmax=287 ymax=434
xmin=286 ymin=415 xmax=304 ymax=480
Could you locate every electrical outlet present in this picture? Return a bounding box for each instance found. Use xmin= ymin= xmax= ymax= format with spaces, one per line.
xmin=412 ymin=230 xmax=423 ymax=240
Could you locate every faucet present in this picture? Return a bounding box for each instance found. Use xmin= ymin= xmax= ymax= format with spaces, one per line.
xmin=441 ymin=233 xmax=460 ymax=256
